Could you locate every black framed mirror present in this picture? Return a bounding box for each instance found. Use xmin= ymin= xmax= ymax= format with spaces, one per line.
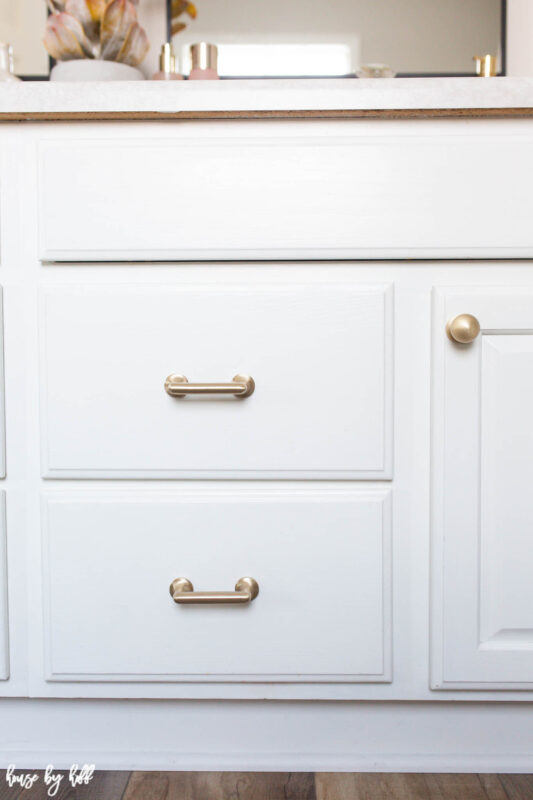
xmin=167 ymin=0 xmax=506 ymax=78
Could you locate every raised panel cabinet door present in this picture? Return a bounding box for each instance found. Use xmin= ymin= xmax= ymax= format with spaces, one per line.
xmin=39 ymin=282 xmax=392 ymax=479
xmin=432 ymin=288 xmax=533 ymax=689
xmin=0 ymin=493 xmax=8 ymax=681
xmin=41 ymin=489 xmax=392 ymax=685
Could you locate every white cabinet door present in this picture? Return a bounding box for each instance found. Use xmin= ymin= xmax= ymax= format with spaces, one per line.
xmin=0 ymin=493 xmax=8 ymax=681
xmin=42 ymin=489 xmax=391 ymax=685
xmin=39 ymin=282 xmax=392 ymax=479
xmin=432 ymin=288 xmax=533 ymax=689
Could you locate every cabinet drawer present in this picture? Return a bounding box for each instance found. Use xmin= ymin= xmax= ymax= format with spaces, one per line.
xmin=42 ymin=490 xmax=392 ymax=683
xmin=40 ymin=282 xmax=392 ymax=479
xmin=0 ymin=494 xmax=7 ymax=681
xmin=38 ymin=130 xmax=533 ymax=262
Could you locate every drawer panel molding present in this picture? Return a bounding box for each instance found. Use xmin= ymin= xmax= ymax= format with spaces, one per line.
xmin=0 ymin=493 xmax=8 ymax=681
xmin=38 ymin=132 xmax=533 ymax=262
xmin=39 ymin=282 xmax=393 ymax=479
xmin=41 ymin=489 xmax=392 ymax=684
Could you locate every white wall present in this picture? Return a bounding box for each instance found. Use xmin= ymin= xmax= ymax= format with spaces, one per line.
xmin=0 ymin=0 xmax=48 ymax=76
xmin=137 ymin=0 xmax=166 ymax=77
xmin=507 ymin=0 xmax=533 ymax=76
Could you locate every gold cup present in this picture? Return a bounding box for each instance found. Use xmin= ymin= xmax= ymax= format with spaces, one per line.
xmin=473 ymin=54 xmax=497 ymax=77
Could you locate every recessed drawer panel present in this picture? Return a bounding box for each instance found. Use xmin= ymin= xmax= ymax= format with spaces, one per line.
xmin=38 ymin=131 xmax=533 ymax=261
xmin=40 ymin=282 xmax=392 ymax=479
xmin=0 ymin=288 xmax=5 ymax=481
xmin=42 ymin=490 xmax=392 ymax=683
xmin=0 ymin=494 xmax=7 ymax=681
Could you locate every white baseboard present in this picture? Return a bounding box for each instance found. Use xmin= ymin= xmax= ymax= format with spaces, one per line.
xmin=1 ymin=751 xmax=533 ymax=773
xmin=1 ymin=699 xmax=533 ymax=773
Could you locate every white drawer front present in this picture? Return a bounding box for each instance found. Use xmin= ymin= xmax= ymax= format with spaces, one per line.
xmin=0 ymin=288 xmax=5 ymax=480
xmin=0 ymin=494 xmax=7 ymax=681
xmin=40 ymin=282 xmax=392 ymax=479
xmin=42 ymin=490 xmax=392 ymax=683
xmin=38 ymin=130 xmax=533 ymax=262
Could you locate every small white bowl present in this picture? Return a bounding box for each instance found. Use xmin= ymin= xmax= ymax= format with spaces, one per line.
xmin=51 ymin=59 xmax=145 ymax=81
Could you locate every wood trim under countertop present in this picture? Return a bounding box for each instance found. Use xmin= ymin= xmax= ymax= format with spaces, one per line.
xmin=2 ymin=106 xmax=533 ymax=121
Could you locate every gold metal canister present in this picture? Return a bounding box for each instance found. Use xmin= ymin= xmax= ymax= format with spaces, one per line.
xmin=190 ymin=42 xmax=218 ymax=72
xmin=473 ymin=54 xmax=497 ymax=77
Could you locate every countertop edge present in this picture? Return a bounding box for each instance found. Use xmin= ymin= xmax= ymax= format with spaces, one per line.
xmin=3 ymin=106 xmax=533 ymax=121
xmin=3 ymin=78 xmax=533 ymax=120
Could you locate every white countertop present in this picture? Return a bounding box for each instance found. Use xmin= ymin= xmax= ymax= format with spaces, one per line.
xmin=1 ymin=77 xmax=533 ymax=118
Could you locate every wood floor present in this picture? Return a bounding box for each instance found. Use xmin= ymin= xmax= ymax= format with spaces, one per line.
xmin=1 ymin=772 xmax=533 ymax=800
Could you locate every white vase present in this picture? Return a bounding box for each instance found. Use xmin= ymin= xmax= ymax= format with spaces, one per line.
xmin=50 ymin=59 xmax=145 ymax=81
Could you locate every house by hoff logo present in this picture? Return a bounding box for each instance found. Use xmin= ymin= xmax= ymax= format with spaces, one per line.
xmin=6 ymin=764 xmax=95 ymax=796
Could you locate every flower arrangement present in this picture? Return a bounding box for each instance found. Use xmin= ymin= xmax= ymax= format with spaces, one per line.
xmin=169 ymin=0 xmax=197 ymax=37
xmin=43 ymin=0 xmax=149 ymax=66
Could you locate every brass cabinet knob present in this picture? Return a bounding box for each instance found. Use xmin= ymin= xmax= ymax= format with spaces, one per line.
xmin=169 ymin=576 xmax=259 ymax=605
xmin=446 ymin=314 xmax=480 ymax=344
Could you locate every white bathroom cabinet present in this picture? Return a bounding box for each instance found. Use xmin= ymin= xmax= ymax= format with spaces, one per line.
xmin=1 ymin=80 xmax=533 ymax=768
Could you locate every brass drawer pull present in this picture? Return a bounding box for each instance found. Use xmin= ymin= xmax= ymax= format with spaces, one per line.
xmin=446 ymin=314 xmax=480 ymax=344
xmin=169 ymin=576 xmax=259 ymax=605
xmin=165 ymin=373 xmax=255 ymax=398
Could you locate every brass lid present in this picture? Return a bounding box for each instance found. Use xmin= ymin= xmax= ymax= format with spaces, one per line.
xmin=159 ymin=42 xmax=176 ymax=73
xmin=190 ymin=42 xmax=218 ymax=71
xmin=473 ymin=54 xmax=497 ymax=77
